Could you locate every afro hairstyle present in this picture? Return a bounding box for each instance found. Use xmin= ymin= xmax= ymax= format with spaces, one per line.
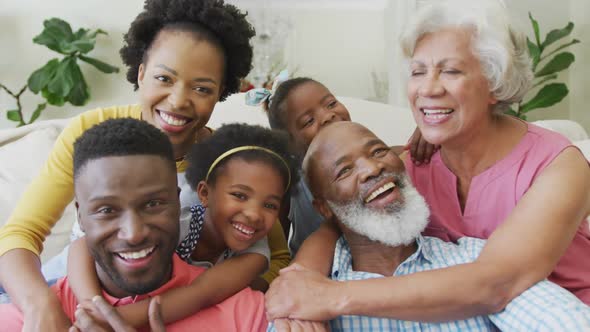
xmin=120 ymin=0 xmax=255 ymax=101
xmin=73 ymin=118 xmax=175 ymax=180
xmin=266 ymin=77 xmax=318 ymax=131
xmin=185 ymin=123 xmax=299 ymax=195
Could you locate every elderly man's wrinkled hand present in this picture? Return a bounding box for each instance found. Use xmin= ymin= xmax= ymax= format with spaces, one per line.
xmin=273 ymin=318 xmax=331 ymax=332
xmin=265 ymin=263 xmax=342 ymax=321
xmin=70 ymin=296 xmax=165 ymax=332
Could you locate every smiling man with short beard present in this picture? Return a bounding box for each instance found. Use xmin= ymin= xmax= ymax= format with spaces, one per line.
xmin=0 ymin=119 xmax=268 ymax=331
xmin=291 ymin=121 xmax=590 ymax=332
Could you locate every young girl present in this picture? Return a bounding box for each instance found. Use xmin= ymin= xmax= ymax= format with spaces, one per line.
xmin=248 ymin=76 xmax=436 ymax=255
xmin=74 ymin=123 xmax=298 ymax=326
xmin=182 ymin=123 xmax=298 ymax=268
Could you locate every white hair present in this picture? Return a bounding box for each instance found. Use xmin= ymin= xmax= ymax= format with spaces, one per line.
xmin=327 ymin=174 xmax=430 ymax=247
xmin=400 ymin=0 xmax=533 ymax=112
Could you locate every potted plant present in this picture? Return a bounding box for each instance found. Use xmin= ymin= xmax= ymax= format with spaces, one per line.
xmin=1 ymin=18 xmax=119 ymax=126
xmin=507 ymin=13 xmax=580 ymax=120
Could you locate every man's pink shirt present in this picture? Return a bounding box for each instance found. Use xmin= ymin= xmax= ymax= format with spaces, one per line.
xmin=406 ymin=123 xmax=590 ymax=304
xmin=0 ymin=254 xmax=268 ymax=331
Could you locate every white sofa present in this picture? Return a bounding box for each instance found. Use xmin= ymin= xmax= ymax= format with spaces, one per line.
xmin=1 ymin=93 xmax=589 ymax=262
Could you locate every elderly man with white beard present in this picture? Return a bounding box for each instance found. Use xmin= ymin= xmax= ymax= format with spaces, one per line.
xmin=271 ymin=121 xmax=590 ymax=332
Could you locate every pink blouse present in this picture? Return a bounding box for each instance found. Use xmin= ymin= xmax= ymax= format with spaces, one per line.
xmin=406 ymin=123 xmax=590 ymax=304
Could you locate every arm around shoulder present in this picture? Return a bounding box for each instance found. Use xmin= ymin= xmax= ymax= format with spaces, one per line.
xmin=338 ymin=146 xmax=590 ymax=320
xmin=293 ymin=219 xmax=340 ymax=275
xmin=260 ymin=221 xmax=291 ymax=287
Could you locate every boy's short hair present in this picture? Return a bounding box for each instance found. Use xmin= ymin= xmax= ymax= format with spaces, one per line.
xmin=73 ymin=118 xmax=175 ymax=179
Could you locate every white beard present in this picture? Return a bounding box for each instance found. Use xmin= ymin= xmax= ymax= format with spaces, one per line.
xmin=327 ymin=173 xmax=430 ymax=247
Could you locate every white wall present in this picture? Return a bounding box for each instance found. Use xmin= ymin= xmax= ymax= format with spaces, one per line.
xmin=283 ymin=7 xmax=388 ymax=101
xmin=1 ymin=0 xmax=589 ymax=131
xmin=569 ymin=1 xmax=590 ymax=131
xmin=0 ymin=0 xmax=143 ymax=129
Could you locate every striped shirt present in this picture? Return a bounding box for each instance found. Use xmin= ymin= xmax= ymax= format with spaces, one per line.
xmin=329 ymin=235 xmax=590 ymax=332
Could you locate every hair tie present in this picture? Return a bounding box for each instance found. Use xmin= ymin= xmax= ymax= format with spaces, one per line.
xmin=245 ymin=69 xmax=289 ymax=107
xmin=205 ymin=145 xmax=291 ymax=192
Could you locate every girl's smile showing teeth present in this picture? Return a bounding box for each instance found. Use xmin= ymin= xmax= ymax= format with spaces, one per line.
xmin=231 ymin=222 xmax=256 ymax=238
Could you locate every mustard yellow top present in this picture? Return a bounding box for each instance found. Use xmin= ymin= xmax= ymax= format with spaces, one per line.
xmin=0 ymin=105 xmax=290 ymax=282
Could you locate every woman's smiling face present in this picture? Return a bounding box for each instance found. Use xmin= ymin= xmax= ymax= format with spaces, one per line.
xmin=407 ymin=27 xmax=497 ymax=146
xmin=137 ymin=29 xmax=225 ymax=149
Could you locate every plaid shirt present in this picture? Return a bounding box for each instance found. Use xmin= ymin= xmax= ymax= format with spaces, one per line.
xmin=329 ymin=235 xmax=590 ymax=332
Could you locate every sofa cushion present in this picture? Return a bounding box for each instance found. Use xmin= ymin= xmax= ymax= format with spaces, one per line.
xmin=208 ymin=93 xmax=417 ymax=146
xmin=0 ymin=120 xmax=75 ymax=262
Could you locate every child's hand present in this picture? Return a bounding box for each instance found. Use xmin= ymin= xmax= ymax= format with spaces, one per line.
xmin=77 ymin=299 xmax=109 ymax=328
xmin=71 ymin=296 xmax=165 ymax=332
xmin=405 ymin=127 xmax=439 ymax=165
xmin=274 ymin=318 xmax=330 ymax=332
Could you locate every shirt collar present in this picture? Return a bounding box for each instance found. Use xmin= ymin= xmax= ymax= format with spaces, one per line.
xmin=331 ymin=234 xmax=433 ymax=280
xmin=412 ymin=235 xmax=434 ymax=263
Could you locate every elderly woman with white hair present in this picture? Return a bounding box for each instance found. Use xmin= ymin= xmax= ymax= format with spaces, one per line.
xmin=264 ymin=0 xmax=590 ymax=324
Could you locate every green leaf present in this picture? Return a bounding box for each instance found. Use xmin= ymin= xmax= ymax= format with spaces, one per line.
xmin=87 ymin=29 xmax=107 ymax=39
xmin=47 ymin=57 xmax=77 ymax=97
xmin=27 ymin=59 xmax=60 ymax=94
xmin=28 ymin=103 xmax=47 ymax=124
xmin=6 ymin=110 xmax=22 ymax=123
xmin=68 ymin=28 xmax=108 ymax=54
xmin=79 ymin=55 xmax=119 ymax=73
xmin=73 ymin=28 xmax=90 ymax=40
xmin=42 ymin=87 xmax=66 ymax=106
xmin=527 ymin=38 xmax=541 ymax=70
xmin=66 ymin=65 xmax=90 ymax=106
xmin=70 ymin=39 xmax=95 ymax=54
xmin=535 ymin=52 xmax=575 ymax=77
xmin=33 ymin=18 xmax=74 ymax=54
xmin=520 ymin=83 xmax=569 ymax=113
xmin=542 ymin=22 xmax=574 ymax=49
xmin=45 ymin=18 xmax=74 ymax=40
xmin=532 ymin=74 xmax=558 ymax=89
xmin=539 ymin=39 xmax=580 ymax=62
xmin=529 ymin=13 xmax=542 ymax=50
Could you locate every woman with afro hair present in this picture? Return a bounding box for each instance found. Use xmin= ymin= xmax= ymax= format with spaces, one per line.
xmin=0 ymin=0 xmax=289 ymax=329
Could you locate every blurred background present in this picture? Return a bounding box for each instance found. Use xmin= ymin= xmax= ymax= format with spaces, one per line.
xmin=1 ymin=0 xmax=588 ymax=129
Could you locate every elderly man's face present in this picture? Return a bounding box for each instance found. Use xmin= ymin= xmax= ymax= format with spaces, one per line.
xmin=310 ymin=123 xmax=406 ymax=207
xmin=75 ymin=155 xmax=180 ymax=298
xmin=307 ymin=122 xmax=429 ymax=246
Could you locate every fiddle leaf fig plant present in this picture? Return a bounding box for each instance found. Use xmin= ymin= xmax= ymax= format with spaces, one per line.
xmin=1 ymin=18 xmax=119 ymax=127
xmin=506 ymin=13 xmax=580 ymax=120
